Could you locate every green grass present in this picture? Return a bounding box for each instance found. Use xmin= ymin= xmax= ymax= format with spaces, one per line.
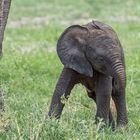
xmin=0 ymin=0 xmax=140 ymax=139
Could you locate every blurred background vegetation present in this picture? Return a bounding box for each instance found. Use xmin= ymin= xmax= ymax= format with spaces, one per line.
xmin=0 ymin=0 xmax=140 ymax=139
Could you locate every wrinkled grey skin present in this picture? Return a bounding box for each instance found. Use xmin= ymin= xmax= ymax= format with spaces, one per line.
xmin=0 ymin=0 xmax=11 ymax=111
xmin=48 ymin=21 xmax=128 ymax=129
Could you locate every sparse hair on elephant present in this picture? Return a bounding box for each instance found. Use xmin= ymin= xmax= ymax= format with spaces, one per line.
xmin=48 ymin=20 xmax=128 ymax=130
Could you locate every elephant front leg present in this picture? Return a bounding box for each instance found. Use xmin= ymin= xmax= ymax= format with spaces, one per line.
xmin=112 ymin=90 xmax=128 ymax=127
xmin=48 ymin=68 xmax=77 ymax=119
xmin=87 ymin=91 xmax=115 ymax=130
xmin=95 ymin=74 xmax=112 ymax=126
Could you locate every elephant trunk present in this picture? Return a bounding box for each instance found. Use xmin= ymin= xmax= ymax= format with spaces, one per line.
xmin=0 ymin=0 xmax=11 ymax=56
xmin=110 ymin=53 xmax=126 ymax=91
xmin=110 ymin=53 xmax=128 ymax=126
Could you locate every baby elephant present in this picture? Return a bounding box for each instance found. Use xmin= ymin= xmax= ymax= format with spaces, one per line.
xmin=48 ymin=21 xmax=128 ymax=129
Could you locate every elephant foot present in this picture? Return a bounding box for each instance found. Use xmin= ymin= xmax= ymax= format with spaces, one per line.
xmin=95 ymin=115 xmax=116 ymax=131
xmin=109 ymin=120 xmax=115 ymax=131
xmin=117 ymin=121 xmax=128 ymax=128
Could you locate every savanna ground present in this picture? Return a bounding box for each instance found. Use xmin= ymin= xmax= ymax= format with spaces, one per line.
xmin=0 ymin=0 xmax=140 ymax=139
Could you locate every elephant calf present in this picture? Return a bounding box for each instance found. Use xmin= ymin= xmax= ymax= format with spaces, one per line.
xmin=48 ymin=21 xmax=128 ymax=129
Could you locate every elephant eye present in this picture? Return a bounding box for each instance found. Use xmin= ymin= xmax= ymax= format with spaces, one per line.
xmin=100 ymin=65 xmax=107 ymax=73
xmin=97 ymin=56 xmax=104 ymax=62
xmin=88 ymin=47 xmax=92 ymax=51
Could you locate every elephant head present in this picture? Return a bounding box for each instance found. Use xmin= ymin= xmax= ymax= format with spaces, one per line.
xmin=57 ymin=23 xmax=126 ymax=92
xmin=0 ymin=0 xmax=11 ymax=57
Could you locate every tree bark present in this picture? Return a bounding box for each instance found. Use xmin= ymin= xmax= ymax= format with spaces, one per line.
xmin=0 ymin=0 xmax=11 ymax=112
xmin=0 ymin=0 xmax=11 ymax=56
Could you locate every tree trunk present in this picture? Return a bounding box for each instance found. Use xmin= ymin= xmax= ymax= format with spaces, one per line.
xmin=0 ymin=0 xmax=11 ymax=112
xmin=0 ymin=0 xmax=11 ymax=56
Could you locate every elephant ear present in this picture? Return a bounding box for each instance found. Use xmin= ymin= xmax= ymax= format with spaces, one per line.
xmin=57 ymin=25 xmax=93 ymax=77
